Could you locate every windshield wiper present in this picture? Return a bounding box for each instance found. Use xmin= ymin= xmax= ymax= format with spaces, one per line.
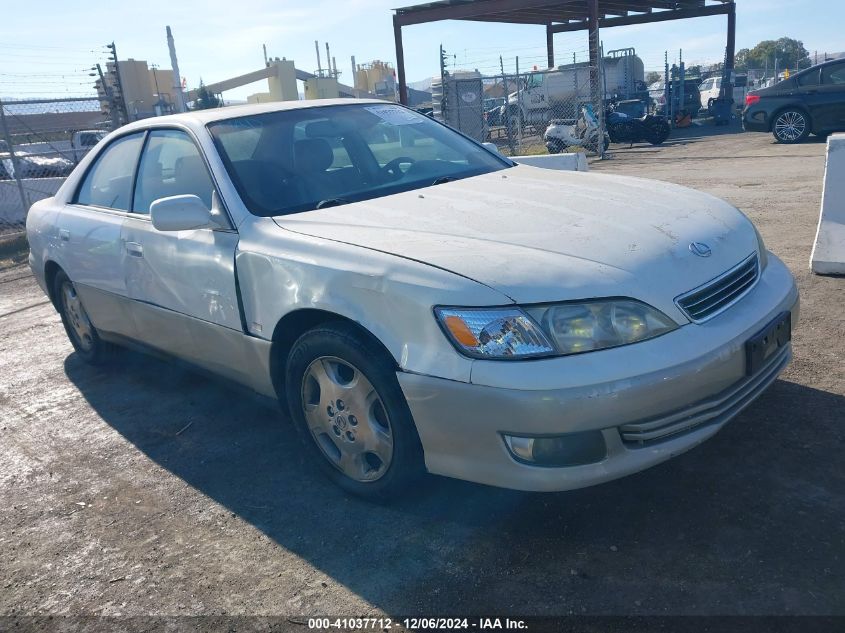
xmin=315 ymin=198 xmax=351 ymax=209
xmin=431 ymin=176 xmax=455 ymax=186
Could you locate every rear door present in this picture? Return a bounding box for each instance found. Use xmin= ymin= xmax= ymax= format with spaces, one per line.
xmin=59 ymin=131 xmax=146 ymax=337
xmin=813 ymin=62 xmax=845 ymax=131
xmin=121 ymin=127 xmax=242 ymax=363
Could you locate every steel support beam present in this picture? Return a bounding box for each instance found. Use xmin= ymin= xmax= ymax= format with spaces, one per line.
xmin=393 ymin=16 xmax=408 ymax=105
xmin=549 ymin=3 xmax=732 ymax=33
xmin=394 ymin=0 xmax=563 ymax=26
xmin=587 ymin=0 xmax=600 ymax=97
xmin=546 ymin=24 xmax=555 ymax=68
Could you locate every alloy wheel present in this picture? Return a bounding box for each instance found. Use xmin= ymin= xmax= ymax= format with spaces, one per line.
xmin=774 ymin=111 xmax=806 ymax=141
xmin=61 ymin=281 xmax=94 ymax=352
xmin=300 ymin=356 xmax=394 ymax=482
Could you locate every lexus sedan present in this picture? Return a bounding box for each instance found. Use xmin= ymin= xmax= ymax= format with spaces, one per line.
xmin=27 ymin=99 xmax=798 ymax=499
xmin=743 ymin=58 xmax=845 ymax=143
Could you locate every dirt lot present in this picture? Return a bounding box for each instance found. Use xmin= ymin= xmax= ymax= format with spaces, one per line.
xmin=1 ymin=122 xmax=843 ymax=624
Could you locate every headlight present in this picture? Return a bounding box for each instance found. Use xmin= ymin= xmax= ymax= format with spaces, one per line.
xmin=525 ymin=300 xmax=677 ymax=355
xmin=436 ymin=300 xmax=677 ymax=359
xmin=434 ymin=307 xmax=556 ymax=359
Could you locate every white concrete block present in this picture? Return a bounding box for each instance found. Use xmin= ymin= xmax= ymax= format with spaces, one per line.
xmin=512 ymin=152 xmax=589 ymax=172
xmin=810 ymin=133 xmax=845 ymax=275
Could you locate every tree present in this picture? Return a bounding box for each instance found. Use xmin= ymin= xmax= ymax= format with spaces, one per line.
xmin=193 ymin=79 xmax=220 ymax=110
xmin=740 ymin=38 xmax=810 ymax=72
xmin=686 ymin=64 xmax=702 ymax=78
xmin=645 ymin=71 xmax=662 ymax=85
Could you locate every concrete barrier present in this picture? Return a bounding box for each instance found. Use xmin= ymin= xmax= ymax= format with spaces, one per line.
xmin=0 ymin=177 xmax=65 ymax=225
xmin=482 ymin=142 xmax=589 ymax=172
xmin=512 ymin=152 xmax=589 ymax=172
xmin=810 ymin=133 xmax=845 ymax=275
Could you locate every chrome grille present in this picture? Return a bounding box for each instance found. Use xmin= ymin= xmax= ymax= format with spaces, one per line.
xmin=676 ymin=253 xmax=759 ymax=322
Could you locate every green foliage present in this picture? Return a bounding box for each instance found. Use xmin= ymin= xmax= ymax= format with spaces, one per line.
xmin=735 ymin=38 xmax=810 ymax=71
xmin=193 ymin=79 xmax=221 ymax=110
xmin=645 ymin=71 xmax=663 ymax=85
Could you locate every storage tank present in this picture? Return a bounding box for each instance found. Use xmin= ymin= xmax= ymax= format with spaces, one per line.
xmin=431 ymin=70 xmax=486 ymax=142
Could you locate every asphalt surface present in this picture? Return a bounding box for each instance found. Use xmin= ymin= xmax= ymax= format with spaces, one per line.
xmin=1 ymin=121 xmax=843 ymax=623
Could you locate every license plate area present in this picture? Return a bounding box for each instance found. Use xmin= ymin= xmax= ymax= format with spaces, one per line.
xmin=745 ymin=311 xmax=791 ymax=375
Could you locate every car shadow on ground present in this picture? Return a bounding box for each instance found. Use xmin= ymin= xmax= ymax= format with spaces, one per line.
xmin=63 ymin=349 xmax=845 ymax=614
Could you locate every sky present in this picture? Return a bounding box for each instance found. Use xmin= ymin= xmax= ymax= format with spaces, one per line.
xmin=2 ymin=0 xmax=844 ymax=101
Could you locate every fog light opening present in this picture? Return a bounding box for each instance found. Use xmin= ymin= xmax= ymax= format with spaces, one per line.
xmin=504 ymin=431 xmax=607 ymax=467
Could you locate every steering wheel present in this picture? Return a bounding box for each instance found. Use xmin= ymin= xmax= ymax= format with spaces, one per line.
xmin=382 ymin=156 xmax=416 ymax=181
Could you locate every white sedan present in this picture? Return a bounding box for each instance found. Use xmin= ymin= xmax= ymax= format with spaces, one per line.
xmin=27 ymin=99 xmax=798 ymax=499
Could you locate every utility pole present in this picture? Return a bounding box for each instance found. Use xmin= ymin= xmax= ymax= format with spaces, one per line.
xmin=166 ymin=26 xmax=187 ymax=112
xmin=91 ymin=63 xmax=120 ymax=130
xmin=106 ymin=41 xmax=129 ymax=123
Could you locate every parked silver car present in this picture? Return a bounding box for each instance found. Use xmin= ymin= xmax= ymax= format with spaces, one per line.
xmin=27 ymin=99 xmax=798 ymax=499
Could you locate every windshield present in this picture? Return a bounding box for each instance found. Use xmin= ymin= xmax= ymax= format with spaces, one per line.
xmin=207 ymin=103 xmax=510 ymax=217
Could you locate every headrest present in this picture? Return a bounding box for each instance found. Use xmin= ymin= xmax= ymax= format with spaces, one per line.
xmin=294 ymin=138 xmax=334 ymax=173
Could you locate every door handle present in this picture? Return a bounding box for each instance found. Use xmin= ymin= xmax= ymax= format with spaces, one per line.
xmin=59 ymin=229 xmax=70 ymax=242
xmin=125 ymin=241 xmax=144 ymax=257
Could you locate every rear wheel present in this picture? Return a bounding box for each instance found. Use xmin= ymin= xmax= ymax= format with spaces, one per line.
xmin=772 ymin=109 xmax=810 ymax=143
xmin=646 ymin=119 xmax=671 ymax=145
xmin=285 ymin=322 xmax=425 ymax=500
xmin=53 ymin=270 xmax=111 ymax=364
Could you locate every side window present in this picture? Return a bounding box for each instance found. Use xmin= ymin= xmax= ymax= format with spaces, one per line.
xmin=74 ymin=133 xmax=145 ymax=210
xmin=132 ymin=129 xmax=215 ymax=213
xmin=821 ymin=63 xmax=845 ymax=86
xmin=798 ymin=70 xmax=820 ymax=86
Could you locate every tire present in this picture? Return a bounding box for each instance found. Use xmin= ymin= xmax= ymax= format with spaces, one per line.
xmin=646 ymin=119 xmax=671 ymax=145
xmin=772 ymin=109 xmax=811 ymax=144
xmin=285 ymin=322 xmax=425 ymax=500
xmin=545 ymin=139 xmax=564 ymax=154
xmin=53 ymin=269 xmax=111 ymax=364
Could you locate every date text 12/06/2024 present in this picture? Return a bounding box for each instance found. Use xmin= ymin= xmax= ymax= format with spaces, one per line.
xmin=307 ymin=617 xmax=528 ymax=630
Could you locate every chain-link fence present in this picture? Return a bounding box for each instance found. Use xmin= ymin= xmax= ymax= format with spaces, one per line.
xmin=432 ymin=35 xmax=649 ymax=158
xmin=0 ymin=97 xmax=111 ymax=234
xmin=434 ymin=61 xmax=608 ymax=158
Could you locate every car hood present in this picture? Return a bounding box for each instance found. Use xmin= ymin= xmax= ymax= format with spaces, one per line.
xmin=273 ymin=166 xmax=758 ymax=316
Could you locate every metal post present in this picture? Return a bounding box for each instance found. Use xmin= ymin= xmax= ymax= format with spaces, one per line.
xmin=587 ymin=0 xmax=600 ymax=107
xmin=0 ymin=99 xmax=30 ymax=217
xmin=515 ymin=56 xmax=522 ymax=144
xmin=500 ymin=55 xmax=514 ymax=155
xmin=664 ymin=52 xmax=670 ymax=124
xmin=546 ymin=25 xmax=554 ymax=69
xmin=598 ymin=43 xmax=606 ymax=159
xmin=166 ymin=26 xmax=187 ymax=113
xmin=723 ymin=1 xmax=736 ymax=98
xmin=393 ymin=17 xmax=408 ymax=105
xmin=678 ymin=50 xmax=686 ymax=120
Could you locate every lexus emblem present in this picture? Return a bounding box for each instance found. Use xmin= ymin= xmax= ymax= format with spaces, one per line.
xmin=689 ymin=242 xmax=712 ymax=257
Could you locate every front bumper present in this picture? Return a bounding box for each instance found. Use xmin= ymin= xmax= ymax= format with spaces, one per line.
xmin=398 ymin=254 xmax=799 ymax=492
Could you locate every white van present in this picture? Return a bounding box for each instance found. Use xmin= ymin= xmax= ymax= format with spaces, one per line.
xmin=699 ymin=75 xmax=748 ymax=112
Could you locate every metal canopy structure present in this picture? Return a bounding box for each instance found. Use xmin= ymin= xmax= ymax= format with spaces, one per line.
xmin=393 ymin=0 xmax=736 ymax=105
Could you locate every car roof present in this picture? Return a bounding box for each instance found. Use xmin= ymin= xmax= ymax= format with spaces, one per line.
xmin=118 ymin=98 xmax=388 ymax=133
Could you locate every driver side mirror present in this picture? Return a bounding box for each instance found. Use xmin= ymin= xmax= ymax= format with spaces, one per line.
xmin=150 ymin=194 xmax=214 ymax=232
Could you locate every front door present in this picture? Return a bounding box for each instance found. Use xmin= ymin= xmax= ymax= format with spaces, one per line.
xmin=121 ymin=128 xmax=242 ymax=367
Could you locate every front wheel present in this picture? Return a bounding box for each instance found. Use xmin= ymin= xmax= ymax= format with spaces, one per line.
xmin=285 ymin=322 xmax=425 ymax=500
xmin=772 ymin=109 xmax=810 ymax=144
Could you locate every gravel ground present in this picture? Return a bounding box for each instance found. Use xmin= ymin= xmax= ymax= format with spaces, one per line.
xmin=1 ymin=121 xmax=843 ymax=624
